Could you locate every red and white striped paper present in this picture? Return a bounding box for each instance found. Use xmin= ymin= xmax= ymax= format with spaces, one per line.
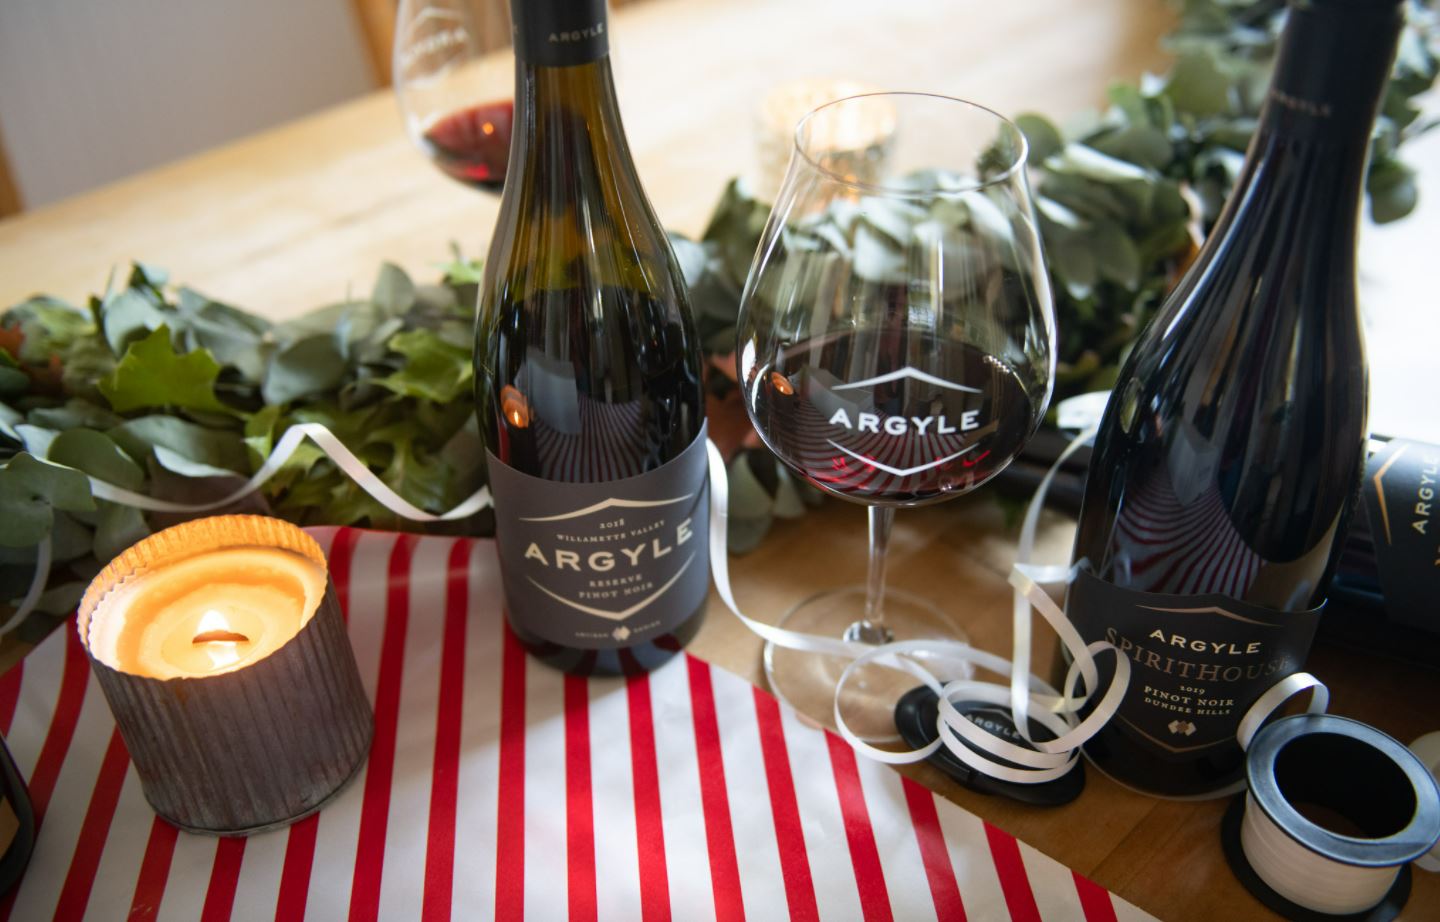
xmin=0 ymin=529 xmax=1154 ymax=921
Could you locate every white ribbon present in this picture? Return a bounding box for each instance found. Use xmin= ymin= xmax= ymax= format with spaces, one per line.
xmin=817 ymin=422 xmax=1131 ymax=782
xmin=6 ymin=406 xmax=1134 ymax=788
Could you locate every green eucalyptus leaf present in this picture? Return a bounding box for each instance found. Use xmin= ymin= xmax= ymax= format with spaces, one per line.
xmin=1050 ymin=143 xmax=1152 ymax=184
xmin=152 ymin=445 xmax=242 ymax=480
xmin=129 ymin=261 xmax=171 ymax=291
xmin=263 ymin=333 xmax=349 ymax=405
xmin=0 ymin=366 xmax=25 ymax=399
xmin=0 ymin=452 xmax=95 ymax=546
xmin=1162 ymin=50 xmax=1232 ymax=118
xmin=14 ymin=424 xmax=57 ymax=458
xmin=1050 ymin=235 xmax=1098 ymax=299
xmin=771 ymin=465 xmax=807 ymax=519
xmin=851 ymin=222 xmax=906 ymax=283
xmin=372 ymin=263 xmax=417 ymax=316
xmin=0 ymin=402 xmax=20 ymax=442
xmin=48 ymin=428 xmax=146 ymax=491
xmin=93 ymin=501 xmax=149 ymax=561
xmin=26 ymin=399 xmax=122 ymax=432
xmin=59 ymin=337 xmax=118 ymax=402
xmin=1036 ymin=196 xmax=1088 ymax=232
xmin=176 ymin=289 xmax=274 ymax=383
xmin=29 ymin=582 xmax=87 ymax=619
xmin=1089 ymin=125 xmax=1174 ymax=170
xmin=727 ymin=452 xmax=772 ymax=520
xmin=101 ymin=289 xmax=169 ymax=355
xmin=1367 ymin=158 xmax=1419 ymax=224
xmin=1015 ymin=113 xmax=1064 ymax=162
xmin=726 ymin=515 xmax=772 ymax=555
xmin=109 ymin=415 xmax=250 ymax=474
xmin=1092 ymin=221 xmax=1143 ymax=289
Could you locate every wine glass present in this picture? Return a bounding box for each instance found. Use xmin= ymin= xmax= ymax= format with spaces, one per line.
xmin=393 ymin=0 xmax=514 ymax=192
xmin=737 ymin=92 xmax=1055 ymax=741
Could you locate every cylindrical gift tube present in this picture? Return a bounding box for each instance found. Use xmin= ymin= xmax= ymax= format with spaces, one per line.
xmin=77 ymin=515 xmax=373 ymax=835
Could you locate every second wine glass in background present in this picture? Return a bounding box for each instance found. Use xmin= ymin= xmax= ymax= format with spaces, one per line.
xmin=393 ymin=0 xmax=515 ymax=192
xmin=737 ymin=92 xmax=1057 ymax=741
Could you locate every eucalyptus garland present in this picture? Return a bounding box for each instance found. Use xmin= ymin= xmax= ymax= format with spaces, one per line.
xmin=2 ymin=1 xmax=1437 ymax=633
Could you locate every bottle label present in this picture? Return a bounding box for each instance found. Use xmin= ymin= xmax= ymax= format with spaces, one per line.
xmin=511 ymin=0 xmax=609 ymax=67
xmin=1066 ymin=569 xmax=1323 ymax=756
xmin=486 ymin=424 xmax=709 ymax=649
xmin=1363 ymin=438 xmax=1440 ymax=629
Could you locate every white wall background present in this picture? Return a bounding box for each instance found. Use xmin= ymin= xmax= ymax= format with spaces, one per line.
xmin=0 ymin=0 xmax=376 ymax=208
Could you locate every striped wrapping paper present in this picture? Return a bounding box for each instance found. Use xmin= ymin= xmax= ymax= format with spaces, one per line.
xmin=0 ymin=528 xmax=1155 ymax=921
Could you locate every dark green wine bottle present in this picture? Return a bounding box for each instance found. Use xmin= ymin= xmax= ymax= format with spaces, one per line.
xmin=1064 ymin=0 xmax=1403 ymax=797
xmin=475 ymin=0 xmax=709 ymax=676
xmin=0 ymin=732 xmax=34 ymax=895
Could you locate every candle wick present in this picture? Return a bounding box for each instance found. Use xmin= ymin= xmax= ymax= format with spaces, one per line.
xmin=192 ymin=630 xmax=250 ymax=645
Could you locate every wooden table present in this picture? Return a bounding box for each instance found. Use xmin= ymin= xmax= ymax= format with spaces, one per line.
xmin=2 ymin=1 xmax=1437 ymax=919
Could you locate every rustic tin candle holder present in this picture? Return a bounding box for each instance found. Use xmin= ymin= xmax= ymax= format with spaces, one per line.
xmin=77 ymin=515 xmax=373 ymax=836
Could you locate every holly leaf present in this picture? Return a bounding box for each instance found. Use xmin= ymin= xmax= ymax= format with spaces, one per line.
xmin=374 ymin=329 xmax=473 ymax=403
xmin=98 ymin=326 xmax=230 ymax=414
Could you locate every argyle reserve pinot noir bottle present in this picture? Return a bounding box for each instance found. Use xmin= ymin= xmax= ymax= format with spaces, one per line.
xmin=1065 ymin=0 xmax=1403 ymax=797
xmin=475 ymin=0 xmax=708 ymax=675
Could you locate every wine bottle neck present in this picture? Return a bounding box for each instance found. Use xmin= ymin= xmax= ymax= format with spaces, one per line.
xmin=509 ymin=0 xmax=627 ymax=163
xmin=1253 ymin=0 xmax=1402 ymax=144
xmin=511 ymin=0 xmax=610 ymax=68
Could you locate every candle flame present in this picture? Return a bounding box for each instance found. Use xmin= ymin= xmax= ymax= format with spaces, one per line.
xmin=193 ymin=609 xmax=246 ymax=671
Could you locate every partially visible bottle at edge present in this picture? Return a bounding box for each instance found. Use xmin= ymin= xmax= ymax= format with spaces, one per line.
xmin=474 ymin=0 xmax=709 ymax=675
xmin=0 ymin=733 xmax=34 ymax=894
xmin=1064 ymin=0 xmax=1403 ymax=797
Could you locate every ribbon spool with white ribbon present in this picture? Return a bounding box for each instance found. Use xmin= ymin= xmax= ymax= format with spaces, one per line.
xmin=1221 ymin=682 xmax=1440 ymax=920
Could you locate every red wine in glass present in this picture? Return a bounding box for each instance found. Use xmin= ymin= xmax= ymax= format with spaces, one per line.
xmin=421 ymin=99 xmax=514 ymax=192
xmin=749 ymin=331 xmax=1035 ymax=506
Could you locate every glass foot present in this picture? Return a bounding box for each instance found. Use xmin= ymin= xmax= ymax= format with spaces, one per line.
xmin=762 ymin=585 xmax=966 ymax=744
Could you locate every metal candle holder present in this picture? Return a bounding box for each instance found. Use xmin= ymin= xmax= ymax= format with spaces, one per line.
xmin=77 ymin=515 xmax=373 ymax=836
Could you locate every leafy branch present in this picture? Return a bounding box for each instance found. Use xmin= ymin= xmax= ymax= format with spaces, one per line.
xmin=1 ymin=261 xmax=486 ymax=637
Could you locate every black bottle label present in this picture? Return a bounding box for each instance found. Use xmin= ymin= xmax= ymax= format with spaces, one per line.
xmin=486 ymin=425 xmax=710 ymax=649
xmin=1363 ymin=438 xmax=1440 ymax=629
xmin=1066 ymin=569 xmax=1323 ymax=757
xmin=511 ymin=0 xmax=609 ymax=67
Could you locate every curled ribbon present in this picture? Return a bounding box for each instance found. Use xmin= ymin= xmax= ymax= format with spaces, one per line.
xmin=8 ymin=402 xmax=1136 ymax=786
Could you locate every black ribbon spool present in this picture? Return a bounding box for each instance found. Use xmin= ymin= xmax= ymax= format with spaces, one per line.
xmin=1220 ymin=714 xmax=1440 ymax=921
xmin=893 ymin=686 xmax=1085 ymax=806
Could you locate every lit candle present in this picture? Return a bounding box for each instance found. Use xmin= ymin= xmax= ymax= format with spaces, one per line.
xmin=78 ymin=515 xmax=372 ymax=835
xmin=89 ymin=547 xmax=325 ymax=680
xmin=754 ymin=79 xmax=896 ymax=199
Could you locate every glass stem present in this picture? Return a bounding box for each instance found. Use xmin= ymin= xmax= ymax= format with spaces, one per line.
xmin=846 ymin=506 xmax=895 ymax=645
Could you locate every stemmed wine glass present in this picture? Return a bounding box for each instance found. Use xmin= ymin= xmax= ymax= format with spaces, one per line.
xmin=737 ymin=92 xmax=1055 ymax=740
xmin=393 ymin=0 xmax=515 ymax=192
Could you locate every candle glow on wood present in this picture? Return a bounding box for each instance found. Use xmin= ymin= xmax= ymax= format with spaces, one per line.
xmin=89 ymin=547 xmax=326 ymax=679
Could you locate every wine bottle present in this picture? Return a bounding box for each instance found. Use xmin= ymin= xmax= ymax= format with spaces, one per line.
xmin=474 ymin=0 xmax=709 ymax=675
xmin=1064 ymin=0 xmax=1403 ymax=797
xmin=0 ymin=733 xmax=34 ymax=895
